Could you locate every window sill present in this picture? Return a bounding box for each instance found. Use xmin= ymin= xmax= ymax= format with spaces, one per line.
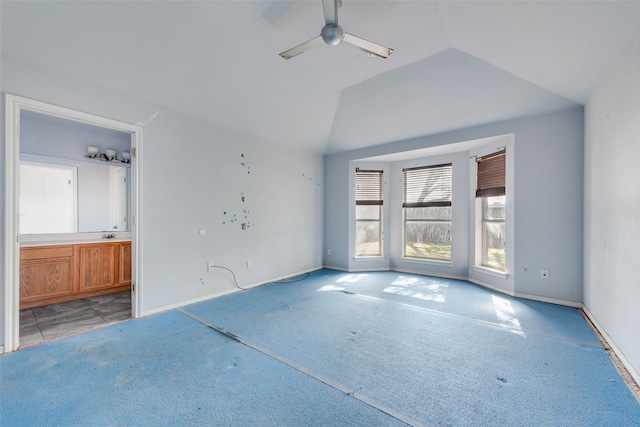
xmin=353 ymin=256 xmax=386 ymax=262
xmin=473 ymin=265 xmax=507 ymax=279
xmin=401 ymin=257 xmax=453 ymax=268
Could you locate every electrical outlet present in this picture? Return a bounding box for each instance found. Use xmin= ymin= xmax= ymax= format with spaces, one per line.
xmin=541 ymin=269 xmax=549 ymax=279
xmin=247 ymin=261 xmax=252 ymax=270
xmin=207 ymin=262 xmax=215 ymax=271
xmin=327 ymin=248 xmax=332 ymax=255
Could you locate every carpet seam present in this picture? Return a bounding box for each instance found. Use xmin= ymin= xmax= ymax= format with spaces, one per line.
xmin=176 ymin=308 xmax=426 ymax=427
xmin=335 ymin=290 xmax=605 ymax=349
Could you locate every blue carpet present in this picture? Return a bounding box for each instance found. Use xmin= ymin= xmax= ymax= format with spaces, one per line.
xmin=183 ymin=269 xmax=640 ymax=426
xmin=1 ymin=309 xmax=405 ymax=426
xmin=2 ymin=269 xmax=639 ymax=426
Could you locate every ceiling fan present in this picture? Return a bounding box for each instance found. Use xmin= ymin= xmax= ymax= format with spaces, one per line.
xmin=279 ymin=0 xmax=394 ymax=60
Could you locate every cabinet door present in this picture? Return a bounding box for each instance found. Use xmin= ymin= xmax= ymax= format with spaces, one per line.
xmin=118 ymin=242 xmax=132 ymax=286
xmin=79 ymin=244 xmax=115 ymax=291
xmin=20 ymin=245 xmax=77 ymax=308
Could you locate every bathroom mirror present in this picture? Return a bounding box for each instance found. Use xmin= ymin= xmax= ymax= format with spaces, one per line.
xmin=19 ymin=155 xmax=130 ymax=234
xmin=19 ymin=110 xmax=132 ymax=235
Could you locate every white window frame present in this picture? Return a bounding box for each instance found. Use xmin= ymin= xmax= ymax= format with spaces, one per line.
xmin=470 ymin=136 xmax=514 ymax=287
xmin=355 ymin=168 xmax=384 ymax=257
xmin=402 ymin=163 xmax=453 ymax=261
xmin=474 ymin=149 xmax=506 ymax=272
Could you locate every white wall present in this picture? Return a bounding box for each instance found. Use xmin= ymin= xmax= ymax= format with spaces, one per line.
xmin=324 ymin=108 xmax=584 ymax=303
xmin=20 ymin=109 xmax=131 ymax=162
xmin=1 ymin=54 xmax=324 ymax=344
xmin=140 ymin=110 xmax=323 ymax=312
xmin=584 ymin=27 xmax=640 ymax=382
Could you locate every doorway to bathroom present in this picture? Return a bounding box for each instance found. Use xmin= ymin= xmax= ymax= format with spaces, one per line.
xmin=3 ymin=94 xmax=143 ymax=352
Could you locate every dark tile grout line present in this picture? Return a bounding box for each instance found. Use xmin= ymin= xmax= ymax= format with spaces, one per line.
xmin=21 ymin=316 xmax=133 ymax=350
xmin=19 ymin=293 xmax=132 ymax=349
xmin=88 ymin=303 xmax=115 ymax=325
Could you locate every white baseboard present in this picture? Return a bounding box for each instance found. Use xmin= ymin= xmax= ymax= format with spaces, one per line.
xmin=345 ymin=266 xmax=391 ymax=272
xmin=141 ymin=266 xmax=324 ymax=317
xmin=141 ymin=288 xmax=240 ymax=317
xmin=392 ymin=267 xmax=467 ymax=282
xmin=581 ymin=306 xmax=640 ymax=392
xmin=514 ymin=291 xmax=582 ymax=308
xmin=468 ymin=277 xmax=515 ymax=297
xmin=323 ymin=265 xmax=349 ymax=272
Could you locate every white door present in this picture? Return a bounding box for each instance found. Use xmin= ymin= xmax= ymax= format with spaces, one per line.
xmin=110 ymin=166 xmax=128 ymax=231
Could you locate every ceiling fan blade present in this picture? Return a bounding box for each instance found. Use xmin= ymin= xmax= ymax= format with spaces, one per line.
xmin=343 ymin=32 xmax=394 ymax=59
xmin=279 ymin=35 xmax=324 ymax=60
xmin=322 ymin=0 xmax=341 ymax=25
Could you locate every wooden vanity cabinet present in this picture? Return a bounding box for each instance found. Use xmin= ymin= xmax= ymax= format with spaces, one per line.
xmin=20 ymin=241 xmax=131 ymax=309
xmin=20 ymin=245 xmax=77 ymax=308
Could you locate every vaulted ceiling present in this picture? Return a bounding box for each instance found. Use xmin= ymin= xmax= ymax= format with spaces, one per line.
xmin=2 ymin=1 xmax=640 ymax=155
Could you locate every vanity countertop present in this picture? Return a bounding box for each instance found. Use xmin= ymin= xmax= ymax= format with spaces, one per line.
xmin=21 ymin=239 xmax=131 ymax=247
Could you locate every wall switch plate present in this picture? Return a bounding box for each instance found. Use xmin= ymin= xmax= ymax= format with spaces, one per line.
xmin=327 ymin=248 xmax=332 ymax=255
xmin=541 ymin=269 xmax=549 ymax=279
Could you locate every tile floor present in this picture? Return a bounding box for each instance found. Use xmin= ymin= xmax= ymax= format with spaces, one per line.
xmin=19 ymin=291 xmax=131 ymax=347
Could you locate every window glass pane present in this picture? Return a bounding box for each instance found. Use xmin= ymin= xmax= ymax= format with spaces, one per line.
xmin=356 ymin=205 xmax=381 ymax=220
xmin=484 ymin=196 xmax=505 ymax=220
xmin=483 ymin=222 xmax=505 ymax=269
xmin=405 ymin=206 xmax=451 ymax=220
xmin=404 ymin=221 xmax=451 ymax=260
xmin=356 ymin=221 xmax=381 ymax=256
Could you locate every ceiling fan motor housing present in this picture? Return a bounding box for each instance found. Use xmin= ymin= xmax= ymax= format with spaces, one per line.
xmin=321 ymin=24 xmax=345 ymax=46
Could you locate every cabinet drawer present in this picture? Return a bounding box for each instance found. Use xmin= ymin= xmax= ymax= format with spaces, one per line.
xmin=21 ymin=245 xmax=74 ymax=261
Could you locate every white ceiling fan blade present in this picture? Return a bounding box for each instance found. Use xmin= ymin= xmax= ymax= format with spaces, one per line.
xmin=343 ymin=32 xmax=394 ymax=59
xmin=279 ymin=35 xmax=324 ymax=60
xmin=322 ymin=0 xmax=341 ymax=25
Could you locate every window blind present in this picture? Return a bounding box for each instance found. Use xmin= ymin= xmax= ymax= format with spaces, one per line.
xmin=402 ymin=163 xmax=452 ymax=208
xmin=355 ymin=169 xmax=383 ymax=206
xmin=476 ymin=150 xmax=505 ymax=197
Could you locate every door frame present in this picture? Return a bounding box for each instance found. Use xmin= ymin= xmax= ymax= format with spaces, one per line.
xmin=3 ymin=94 xmax=143 ymax=353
